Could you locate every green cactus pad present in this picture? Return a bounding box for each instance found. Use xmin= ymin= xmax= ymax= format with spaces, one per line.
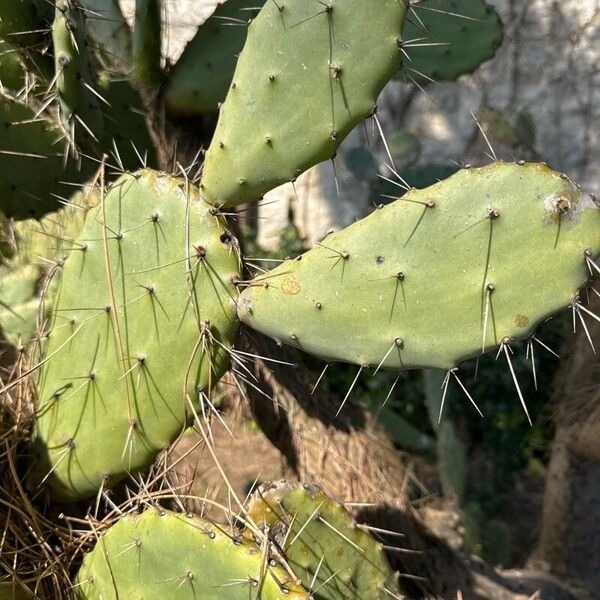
xmin=397 ymin=0 xmax=503 ymax=84
xmin=165 ymin=0 xmax=263 ymax=116
xmin=32 ymin=170 xmax=240 ymax=500
xmin=97 ymin=78 xmax=156 ymax=169
xmin=201 ymin=0 xmax=408 ymax=207
xmin=0 ymin=0 xmax=45 ymax=47
xmin=132 ymin=0 xmax=163 ymax=89
xmin=0 ymin=41 xmax=24 ymax=90
xmin=80 ymin=0 xmax=131 ymax=71
xmin=53 ymin=1 xmax=105 ymax=143
xmin=0 ymin=263 xmax=39 ymax=344
xmin=238 ymin=162 xmax=600 ymax=371
xmin=247 ymin=481 xmax=401 ymax=600
xmin=0 ymin=95 xmax=90 ymax=219
xmin=74 ymin=508 xmax=309 ymax=599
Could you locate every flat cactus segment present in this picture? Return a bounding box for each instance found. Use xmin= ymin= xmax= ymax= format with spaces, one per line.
xmin=80 ymin=0 xmax=131 ymax=71
xmin=397 ymin=0 xmax=503 ymax=84
xmin=74 ymin=509 xmax=309 ymax=599
xmin=165 ymin=0 xmax=263 ymax=116
xmin=0 ymin=41 xmax=25 ymax=90
xmin=32 ymin=170 xmax=241 ymax=500
xmin=97 ymin=78 xmax=156 ymax=169
xmin=132 ymin=0 xmax=163 ymax=89
xmin=0 ymin=95 xmax=89 ymax=219
xmin=201 ymin=0 xmax=408 ymax=207
xmin=0 ymin=0 xmax=45 ymax=47
xmin=0 ymin=264 xmax=39 ymax=344
xmin=53 ymin=1 xmax=105 ymax=142
xmin=247 ymin=482 xmax=401 ymax=600
xmin=238 ymin=162 xmax=600 ymax=371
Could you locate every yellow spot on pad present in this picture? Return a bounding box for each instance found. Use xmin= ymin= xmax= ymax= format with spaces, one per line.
xmin=515 ymin=314 xmax=530 ymax=328
xmin=282 ymin=275 xmax=301 ymax=295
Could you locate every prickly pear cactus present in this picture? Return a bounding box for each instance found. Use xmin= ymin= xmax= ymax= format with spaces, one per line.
xmin=0 ymin=40 xmax=24 ymax=90
xmin=238 ymin=162 xmax=600 ymax=371
xmin=0 ymin=263 xmax=39 ymax=344
xmin=165 ymin=0 xmax=263 ymax=116
xmin=397 ymin=0 xmax=503 ymax=84
xmin=32 ymin=170 xmax=241 ymax=500
xmin=53 ymin=0 xmax=105 ymax=142
xmin=0 ymin=0 xmax=46 ymax=48
xmin=247 ymin=481 xmax=401 ymax=600
xmin=74 ymin=508 xmax=309 ymax=599
xmin=0 ymin=95 xmax=89 ymax=219
xmin=79 ymin=0 xmax=131 ymax=72
xmin=201 ymin=0 xmax=408 ymax=207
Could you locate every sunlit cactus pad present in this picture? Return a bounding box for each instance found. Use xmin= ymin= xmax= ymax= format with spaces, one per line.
xmin=32 ymin=170 xmax=241 ymax=500
xmin=74 ymin=508 xmax=309 ymax=599
xmin=247 ymin=481 xmax=401 ymax=600
xmin=201 ymin=0 xmax=408 ymax=207
xmin=238 ymin=162 xmax=600 ymax=371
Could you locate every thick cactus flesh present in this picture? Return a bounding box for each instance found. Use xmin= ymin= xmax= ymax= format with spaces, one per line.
xmin=238 ymin=162 xmax=600 ymax=371
xmin=165 ymin=0 xmax=263 ymax=116
xmin=397 ymin=0 xmax=503 ymax=84
xmin=0 ymin=95 xmax=89 ymax=219
xmin=74 ymin=508 xmax=309 ymax=599
xmin=201 ymin=0 xmax=408 ymax=207
xmin=247 ymin=481 xmax=401 ymax=600
xmin=32 ymin=170 xmax=240 ymax=500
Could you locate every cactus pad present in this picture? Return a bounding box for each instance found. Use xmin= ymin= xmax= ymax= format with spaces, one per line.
xmin=0 ymin=0 xmax=46 ymax=48
xmin=79 ymin=0 xmax=131 ymax=72
xmin=247 ymin=481 xmax=401 ymax=600
xmin=32 ymin=170 xmax=241 ymax=500
xmin=97 ymin=78 xmax=156 ymax=169
xmin=53 ymin=1 xmax=105 ymax=143
xmin=165 ymin=0 xmax=263 ymax=116
xmin=397 ymin=0 xmax=503 ymax=84
xmin=0 ymin=41 xmax=24 ymax=90
xmin=201 ymin=0 xmax=408 ymax=207
xmin=0 ymin=263 xmax=39 ymax=344
xmin=238 ymin=162 xmax=600 ymax=371
xmin=74 ymin=508 xmax=309 ymax=599
xmin=0 ymin=95 xmax=88 ymax=219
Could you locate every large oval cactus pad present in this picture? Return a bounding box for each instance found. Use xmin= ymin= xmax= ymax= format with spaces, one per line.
xmin=397 ymin=0 xmax=503 ymax=84
xmin=74 ymin=509 xmax=309 ymax=599
xmin=238 ymin=162 xmax=599 ymax=371
xmin=32 ymin=170 xmax=241 ymax=500
xmin=201 ymin=0 xmax=408 ymax=207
